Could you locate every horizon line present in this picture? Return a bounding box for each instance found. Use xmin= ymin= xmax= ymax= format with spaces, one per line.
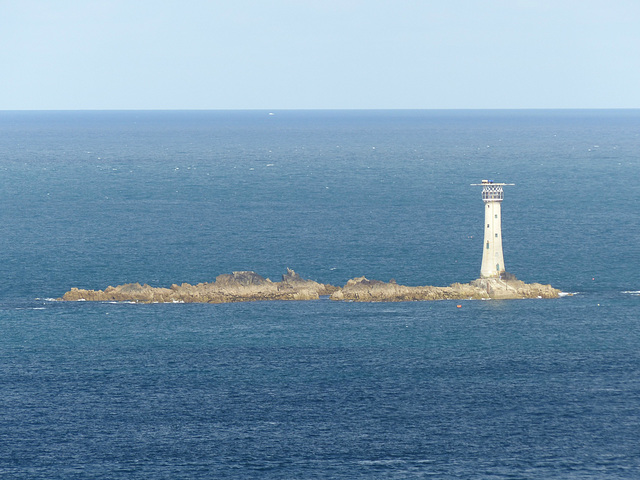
xmin=2 ymin=107 xmax=640 ymax=113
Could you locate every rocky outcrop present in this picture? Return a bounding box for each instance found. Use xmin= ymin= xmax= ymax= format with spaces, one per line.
xmin=329 ymin=275 xmax=560 ymax=302
xmin=62 ymin=268 xmax=337 ymax=303
xmin=61 ymin=269 xmax=559 ymax=303
xmin=469 ymin=277 xmax=559 ymax=299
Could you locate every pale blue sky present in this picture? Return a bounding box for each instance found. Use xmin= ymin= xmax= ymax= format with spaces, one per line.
xmin=1 ymin=0 xmax=639 ymax=110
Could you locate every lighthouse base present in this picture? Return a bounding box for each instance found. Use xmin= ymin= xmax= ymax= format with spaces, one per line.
xmin=480 ymin=270 xmax=516 ymax=280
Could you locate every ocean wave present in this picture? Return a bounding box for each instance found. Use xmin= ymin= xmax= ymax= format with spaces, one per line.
xmin=559 ymin=292 xmax=579 ymax=297
xmin=622 ymin=291 xmax=640 ymax=296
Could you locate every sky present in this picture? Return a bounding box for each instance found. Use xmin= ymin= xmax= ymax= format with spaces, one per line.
xmin=1 ymin=0 xmax=639 ymax=110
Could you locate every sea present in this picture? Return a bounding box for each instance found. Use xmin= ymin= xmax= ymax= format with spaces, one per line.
xmin=0 ymin=109 xmax=638 ymax=479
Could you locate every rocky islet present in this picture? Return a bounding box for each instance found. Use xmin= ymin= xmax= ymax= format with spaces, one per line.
xmin=61 ymin=268 xmax=560 ymax=303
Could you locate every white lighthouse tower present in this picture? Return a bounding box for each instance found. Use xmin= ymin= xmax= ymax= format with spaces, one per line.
xmin=471 ymin=180 xmax=514 ymax=278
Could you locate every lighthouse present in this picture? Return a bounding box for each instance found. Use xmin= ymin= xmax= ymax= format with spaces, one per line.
xmin=471 ymin=180 xmax=514 ymax=278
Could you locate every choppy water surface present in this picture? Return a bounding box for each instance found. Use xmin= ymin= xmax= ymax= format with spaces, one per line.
xmin=1 ymin=110 xmax=639 ymax=478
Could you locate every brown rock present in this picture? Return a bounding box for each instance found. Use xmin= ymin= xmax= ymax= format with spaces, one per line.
xmin=60 ymin=270 xmax=560 ymax=304
xmin=331 ymin=275 xmax=560 ymax=302
xmin=61 ymin=269 xmax=336 ymax=304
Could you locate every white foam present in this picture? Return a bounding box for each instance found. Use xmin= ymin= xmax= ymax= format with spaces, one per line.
xmin=622 ymin=291 xmax=640 ymax=295
xmin=559 ymin=292 xmax=579 ymax=297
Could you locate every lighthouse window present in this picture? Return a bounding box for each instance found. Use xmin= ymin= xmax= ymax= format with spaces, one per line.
xmin=495 ymin=214 xmax=498 ymax=218
xmin=487 ymin=224 xmax=490 ymax=228
xmin=495 ymin=233 xmax=498 ymax=237
xmin=486 ymin=241 xmax=490 ymax=249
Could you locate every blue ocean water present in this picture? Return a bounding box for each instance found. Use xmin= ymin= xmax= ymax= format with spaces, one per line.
xmin=0 ymin=110 xmax=639 ymax=478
